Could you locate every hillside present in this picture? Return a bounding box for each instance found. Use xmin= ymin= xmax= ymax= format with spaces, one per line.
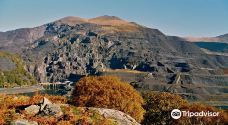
xmin=194 ymin=42 xmax=228 ymax=53
xmin=0 ymin=52 xmax=37 ymax=87
xmin=0 ymin=27 xmax=45 ymax=53
xmin=184 ymin=33 xmax=228 ymax=43
xmin=0 ymin=15 xmax=227 ymax=102
xmin=217 ymin=33 xmax=228 ymax=42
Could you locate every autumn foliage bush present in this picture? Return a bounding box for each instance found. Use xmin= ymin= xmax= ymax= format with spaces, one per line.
xmin=71 ymin=76 xmax=145 ymax=122
xmin=142 ymin=91 xmax=188 ymax=125
xmin=179 ymin=103 xmax=228 ymax=125
xmin=142 ymin=91 xmax=228 ymax=125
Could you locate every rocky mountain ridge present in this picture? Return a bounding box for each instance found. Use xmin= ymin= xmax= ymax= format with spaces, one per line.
xmin=0 ymin=16 xmax=227 ymax=101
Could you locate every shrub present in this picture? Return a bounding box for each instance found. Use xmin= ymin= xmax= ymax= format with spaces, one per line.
xmin=179 ymin=103 xmax=228 ymax=125
xmin=142 ymin=91 xmax=228 ymax=125
xmin=71 ymin=76 xmax=145 ymax=122
xmin=142 ymin=91 xmax=188 ymax=125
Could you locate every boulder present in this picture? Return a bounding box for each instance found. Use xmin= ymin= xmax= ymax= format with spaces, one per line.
xmin=42 ymin=104 xmax=63 ymax=117
xmin=38 ymin=97 xmax=63 ymax=117
xmin=88 ymin=108 xmax=140 ymax=125
xmin=10 ymin=119 xmax=38 ymax=125
xmin=40 ymin=97 xmax=52 ymax=111
xmin=24 ymin=105 xmax=40 ymax=116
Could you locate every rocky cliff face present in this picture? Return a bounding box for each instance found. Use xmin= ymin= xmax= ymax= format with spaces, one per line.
xmin=0 ymin=16 xmax=227 ymax=79
xmin=0 ymin=16 xmax=227 ymax=101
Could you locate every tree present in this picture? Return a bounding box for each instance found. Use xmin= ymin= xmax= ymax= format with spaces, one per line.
xmin=71 ymin=76 xmax=145 ymax=122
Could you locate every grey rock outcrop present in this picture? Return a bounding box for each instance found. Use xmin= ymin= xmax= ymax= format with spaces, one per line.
xmin=23 ymin=97 xmax=63 ymax=118
xmin=89 ymin=108 xmax=140 ymax=125
xmin=24 ymin=105 xmax=40 ymax=116
xmin=40 ymin=97 xmax=52 ymax=111
xmin=42 ymin=103 xmax=63 ymax=117
xmin=21 ymin=97 xmax=140 ymax=125
xmin=39 ymin=97 xmax=63 ymax=117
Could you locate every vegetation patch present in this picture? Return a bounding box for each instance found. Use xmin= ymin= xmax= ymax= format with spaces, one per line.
xmin=142 ymin=91 xmax=228 ymax=125
xmin=0 ymin=94 xmax=116 ymax=125
xmin=0 ymin=52 xmax=37 ymax=88
xmin=71 ymin=75 xmax=145 ymax=122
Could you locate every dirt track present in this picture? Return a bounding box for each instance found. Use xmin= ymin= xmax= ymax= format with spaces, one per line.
xmin=0 ymin=85 xmax=44 ymax=94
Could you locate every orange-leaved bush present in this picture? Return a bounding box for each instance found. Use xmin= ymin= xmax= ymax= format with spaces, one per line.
xmin=179 ymin=103 xmax=228 ymax=125
xmin=142 ymin=91 xmax=228 ymax=125
xmin=71 ymin=76 xmax=145 ymax=122
xmin=142 ymin=91 xmax=188 ymax=125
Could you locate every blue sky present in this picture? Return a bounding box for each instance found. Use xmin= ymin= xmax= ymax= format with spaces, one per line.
xmin=0 ymin=0 xmax=228 ymax=37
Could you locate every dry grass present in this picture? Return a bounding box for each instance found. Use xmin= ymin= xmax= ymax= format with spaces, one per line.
xmin=56 ymin=16 xmax=140 ymax=33
xmin=89 ymin=17 xmax=139 ymax=32
xmin=0 ymin=94 xmax=115 ymax=125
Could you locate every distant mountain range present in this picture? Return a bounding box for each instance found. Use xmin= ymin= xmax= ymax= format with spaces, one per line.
xmin=184 ymin=34 xmax=228 ymax=53
xmin=0 ymin=15 xmax=227 ymax=101
xmin=184 ymin=33 xmax=228 ymax=43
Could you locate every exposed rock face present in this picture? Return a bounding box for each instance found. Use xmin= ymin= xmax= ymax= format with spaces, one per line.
xmin=1 ymin=16 xmax=226 ymax=82
xmin=0 ymin=16 xmax=227 ymax=101
xmin=19 ymin=20 xmax=227 ymax=83
xmin=89 ymin=108 xmax=140 ymax=125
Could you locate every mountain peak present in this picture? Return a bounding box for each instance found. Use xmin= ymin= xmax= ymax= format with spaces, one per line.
xmin=55 ymin=15 xmax=126 ymax=26
xmin=56 ymin=16 xmax=88 ymax=25
xmin=90 ymin=15 xmax=122 ymax=21
xmin=88 ymin=15 xmax=137 ymax=28
xmin=54 ymin=15 xmax=140 ymax=32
